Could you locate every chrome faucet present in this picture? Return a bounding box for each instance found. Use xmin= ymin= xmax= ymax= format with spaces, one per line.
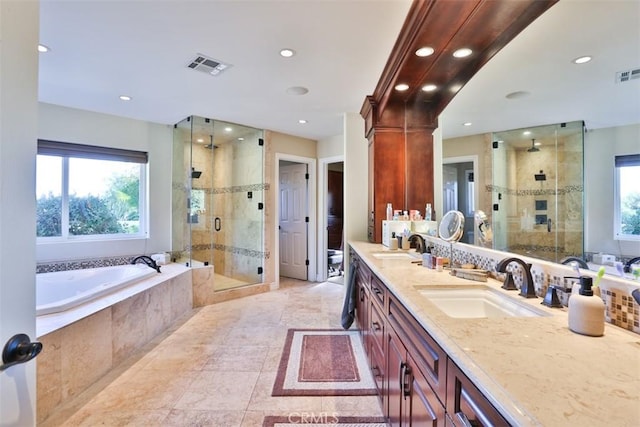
xmin=560 ymin=256 xmax=589 ymax=269
xmin=496 ymin=257 xmax=537 ymax=298
xmin=131 ymin=255 xmax=161 ymax=273
xmin=408 ymin=233 xmax=427 ymax=254
xmin=623 ymin=256 xmax=640 ymax=273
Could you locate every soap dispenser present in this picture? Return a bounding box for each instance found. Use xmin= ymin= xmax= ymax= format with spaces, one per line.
xmin=568 ymin=277 xmax=605 ymax=337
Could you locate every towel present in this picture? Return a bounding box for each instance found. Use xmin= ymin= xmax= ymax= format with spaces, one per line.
xmin=340 ymin=261 xmax=358 ymax=329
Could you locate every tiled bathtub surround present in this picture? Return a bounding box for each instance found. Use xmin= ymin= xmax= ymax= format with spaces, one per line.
xmin=36 ymin=265 xmax=193 ymax=425
xmin=424 ymin=236 xmax=640 ymax=334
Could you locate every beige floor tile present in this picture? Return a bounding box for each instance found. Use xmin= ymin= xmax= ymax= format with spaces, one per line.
xmin=161 ymin=409 xmax=245 ymax=426
xmin=245 ymin=370 xmax=324 ymax=413
xmin=204 ymin=345 xmax=270 ymax=372
xmin=173 ymin=370 xmax=260 ymax=411
xmin=60 ymin=409 xmax=170 ymax=427
xmin=321 ymin=395 xmax=385 ymax=416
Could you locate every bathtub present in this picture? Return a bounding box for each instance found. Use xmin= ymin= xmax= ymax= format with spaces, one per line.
xmin=36 ymin=264 xmax=159 ymax=316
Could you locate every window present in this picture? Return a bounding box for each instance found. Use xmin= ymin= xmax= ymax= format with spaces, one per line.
xmin=36 ymin=140 xmax=148 ymax=240
xmin=614 ymin=154 xmax=640 ymax=240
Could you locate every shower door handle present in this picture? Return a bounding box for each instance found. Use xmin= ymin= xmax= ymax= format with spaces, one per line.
xmin=547 ymin=218 xmax=552 ymax=232
xmin=214 ymin=217 xmax=221 ymax=232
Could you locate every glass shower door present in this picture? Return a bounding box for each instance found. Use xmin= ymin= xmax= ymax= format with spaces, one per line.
xmin=172 ymin=116 xmax=264 ymax=291
xmin=491 ymin=121 xmax=584 ymax=262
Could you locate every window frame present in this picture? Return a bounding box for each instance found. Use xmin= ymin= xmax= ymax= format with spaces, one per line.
xmin=613 ymin=153 xmax=640 ymax=241
xmin=36 ymin=140 xmax=149 ymax=243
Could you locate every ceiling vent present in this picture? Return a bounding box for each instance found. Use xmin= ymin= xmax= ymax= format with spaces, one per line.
xmin=187 ymin=54 xmax=231 ymax=76
xmin=615 ymin=68 xmax=640 ymax=83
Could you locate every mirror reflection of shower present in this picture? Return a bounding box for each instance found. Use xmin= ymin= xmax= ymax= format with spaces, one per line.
xmin=491 ymin=121 xmax=584 ymax=262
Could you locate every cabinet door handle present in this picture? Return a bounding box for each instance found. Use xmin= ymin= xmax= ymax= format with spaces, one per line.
xmin=372 ymin=321 xmax=381 ymax=331
xmin=455 ymin=411 xmax=477 ymax=427
xmin=372 ymin=365 xmax=381 ymax=378
xmin=372 ymin=287 xmax=382 ymax=295
xmin=402 ymin=364 xmax=412 ymax=399
xmin=399 ymin=361 xmax=406 ymax=395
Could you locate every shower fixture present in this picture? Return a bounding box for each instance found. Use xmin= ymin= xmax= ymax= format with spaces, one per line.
xmin=204 ymin=135 xmax=219 ymax=149
xmin=191 ymin=168 xmax=202 ymax=179
xmin=534 ymin=170 xmax=546 ymax=181
xmin=527 ymin=139 xmax=540 ymax=152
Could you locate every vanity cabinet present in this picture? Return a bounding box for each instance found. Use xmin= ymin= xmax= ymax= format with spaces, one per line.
xmin=351 ymin=249 xmax=511 ymax=426
xmin=387 ymin=324 xmax=446 ymax=426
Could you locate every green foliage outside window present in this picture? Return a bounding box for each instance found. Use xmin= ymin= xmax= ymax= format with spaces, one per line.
xmin=621 ymin=192 xmax=640 ymax=235
xmin=36 ymin=171 xmax=140 ymax=237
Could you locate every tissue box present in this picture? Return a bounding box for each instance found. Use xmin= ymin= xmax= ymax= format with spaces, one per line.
xmin=592 ymin=253 xmax=615 ymax=266
xmin=151 ymin=253 xmax=170 ymax=265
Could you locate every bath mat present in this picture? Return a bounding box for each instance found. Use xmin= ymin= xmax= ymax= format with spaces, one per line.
xmin=262 ymin=415 xmax=387 ymax=426
xmin=272 ymin=329 xmax=377 ymax=396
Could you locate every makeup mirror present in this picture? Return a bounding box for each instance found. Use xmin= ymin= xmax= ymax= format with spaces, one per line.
xmin=439 ymin=210 xmax=465 ymax=242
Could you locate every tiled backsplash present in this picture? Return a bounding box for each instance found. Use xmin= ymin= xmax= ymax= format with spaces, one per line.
xmin=425 ymin=237 xmax=640 ymax=334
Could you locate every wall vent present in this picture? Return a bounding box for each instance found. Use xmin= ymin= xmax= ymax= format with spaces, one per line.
xmin=615 ymin=68 xmax=640 ymax=83
xmin=187 ymin=54 xmax=231 ymax=76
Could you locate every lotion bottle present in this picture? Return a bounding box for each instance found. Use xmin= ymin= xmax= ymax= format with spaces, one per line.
xmin=386 ymin=203 xmax=393 ymax=221
xmin=568 ymin=277 xmax=605 ymax=337
xmin=425 ymin=203 xmax=432 ymax=221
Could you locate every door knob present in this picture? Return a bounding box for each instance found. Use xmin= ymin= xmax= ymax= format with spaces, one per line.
xmin=1 ymin=334 xmax=42 ymax=372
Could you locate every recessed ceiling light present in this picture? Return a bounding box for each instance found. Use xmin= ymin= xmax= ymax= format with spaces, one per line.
xmin=298 ymin=119 xmax=307 ymax=124
xmin=415 ymin=47 xmax=434 ymax=57
xmin=534 ymin=141 xmax=542 ymax=146
xmin=463 ymin=122 xmax=472 ymax=127
xmin=238 ymin=137 xmax=245 ymax=141
xmin=38 ymin=44 xmax=50 ymax=53
xmin=280 ymin=48 xmax=295 ymax=58
xmin=453 ymin=48 xmax=473 ymax=58
xmin=286 ymin=86 xmax=309 ymax=95
xmin=573 ymin=55 xmax=592 ymax=64
xmin=224 ymin=127 xmax=232 ymax=132
xmin=119 ymin=95 xmax=131 ymax=101
xmin=196 ymin=138 xmax=204 ymax=143
xmin=421 ymin=84 xmax=437 ymax=92
xmin=523 ymin=131 xmax=532 ymax=136
xmin=394 ymin=83 xmax=409 ymax=91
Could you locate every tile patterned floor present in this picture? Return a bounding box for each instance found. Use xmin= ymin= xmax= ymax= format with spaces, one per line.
xmin=41 ymin=277 xmax=385 ymax=426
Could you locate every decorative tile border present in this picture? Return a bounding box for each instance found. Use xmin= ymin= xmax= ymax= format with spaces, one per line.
xmin=36 ymin=255 xmax=137 ymax=273
xmin=486 ymin=184 xmax=583 ymax=196
xmin=185 ymin=243 xmax=269 ymax=260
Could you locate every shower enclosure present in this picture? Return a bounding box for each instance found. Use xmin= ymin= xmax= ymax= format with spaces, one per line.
xmin=172 ymin=116 xmax=264 ymax=291
xmin=491 ymin=121 xmax=584 ymax=262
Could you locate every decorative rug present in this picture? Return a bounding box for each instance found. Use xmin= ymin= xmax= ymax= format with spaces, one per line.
xmin=272 ymin=329 xmax=377 ymax=396
xmin=262 ymin=415 xmax=387 ymax=426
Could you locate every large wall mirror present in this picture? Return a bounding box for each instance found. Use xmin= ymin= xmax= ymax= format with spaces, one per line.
xmin=438 ymin=1 xmax=640 ymax=283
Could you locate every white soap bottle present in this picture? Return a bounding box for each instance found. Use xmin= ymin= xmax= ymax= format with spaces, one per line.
xmin=386 ymin=203 xmax=393 ymax=221
xmin=568 ymin=277 xmax=605 ymax=337
xmin=425 ymin=203 xmax=432 ymax=221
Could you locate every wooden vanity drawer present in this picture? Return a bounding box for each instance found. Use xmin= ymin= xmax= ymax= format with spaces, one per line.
xmin=370 ymin=275 xmax=386 ymax=308
xmin=369 ymin=333 xmax=386 ymax=397
xmin=369 ymin=301 xmax=385 ymax=355
xmin=388 ymin=292 xmax=447 ymax=403
xmin=446 ymin=359 xmax=510 ymax=427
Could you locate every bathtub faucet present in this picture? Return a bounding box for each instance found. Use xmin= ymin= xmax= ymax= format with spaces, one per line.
xmin=131 ymin=255 xmax=161 ymax=273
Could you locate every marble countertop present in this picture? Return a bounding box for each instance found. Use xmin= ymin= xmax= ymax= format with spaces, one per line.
xmin=350 ymin=241 xmax=640 ymax=427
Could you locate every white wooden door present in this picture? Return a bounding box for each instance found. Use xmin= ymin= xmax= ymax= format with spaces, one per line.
xmin=443 ymin=164 xmax=458 ymax=213
xmin=279 ymin=163 xmax=308 ymax=280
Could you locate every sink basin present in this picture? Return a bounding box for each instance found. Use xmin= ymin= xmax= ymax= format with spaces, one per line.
xmin=371 ymin=252 xmax=418 ymax=260
xmin=416 ymin=286 xmax=549 ymax=318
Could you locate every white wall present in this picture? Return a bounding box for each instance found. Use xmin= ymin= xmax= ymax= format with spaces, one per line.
xmin=343 ymin=112 xmax=368 ymax=277
xmin=318 ymin=133 xmax=343 ymax=158
xmin=0 ymin=1 xmax=39 ymax=423
xmin=585 ymin=123 xmax=640 ymax=258
xmin=37 ymin=103 xmax=173 ymax=262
